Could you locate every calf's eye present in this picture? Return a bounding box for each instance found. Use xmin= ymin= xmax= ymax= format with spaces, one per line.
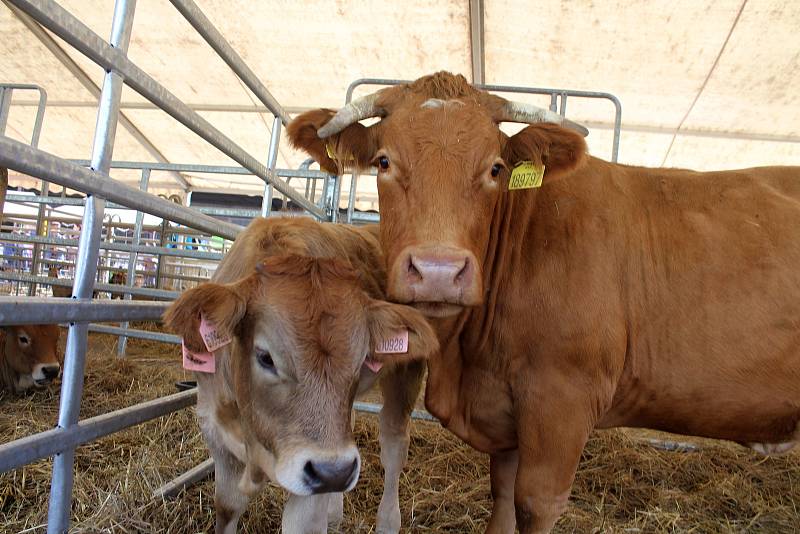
xmin=256 ymin=350 xmax=276 ymax=372
xmin=18 ymin=335 xmax=30 ymax=345
xmin=378 ymin=156 xmax=390 ymax=171
xmin=491 ymin=163 xmax=504 ymax=178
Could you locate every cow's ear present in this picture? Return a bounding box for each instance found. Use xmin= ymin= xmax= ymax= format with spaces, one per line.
xmin=503 ymin=123 xmax=587 ymax=180
xmin=367 ymin=301 xmax=439 ymax=365
xmin=287 ymin=109 xmax=376 ymax=174
xmin=163 ymin=282 xmax=247 ymax=353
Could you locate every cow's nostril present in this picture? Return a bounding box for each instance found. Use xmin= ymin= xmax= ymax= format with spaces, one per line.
xmin=455 ymin=257 xmax=469 ymax=283
xmin=303 ymin=460 xmax=320 ymax=486
xmin=42 ymin=366 xmax=60 ymax=380
xmin=407 ymin=256 xmax=423 ymax=282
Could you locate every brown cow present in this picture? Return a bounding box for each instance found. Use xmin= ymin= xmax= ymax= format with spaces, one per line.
xmin=163 ymin=217 xmax=438 ymax=534
xmin=1 ymin=171 xmax=61 ymax=395
xmin=0 ymin=324 xmax=61 ymax=394
xmin=289 ymin=72 xmax=800 ymax=533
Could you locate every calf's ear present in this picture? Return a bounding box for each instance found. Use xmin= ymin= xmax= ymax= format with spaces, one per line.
xmin=367 ymin=301 xmax=439 ymax=365
xmin=163 ymin=282 xmax=247 ymax=353
xmin=287 ymin=109 xmax=376 ymax=174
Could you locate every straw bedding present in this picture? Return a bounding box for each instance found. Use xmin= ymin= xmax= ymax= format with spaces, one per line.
xmin=1 ymin=333 xmax=798 ymax=533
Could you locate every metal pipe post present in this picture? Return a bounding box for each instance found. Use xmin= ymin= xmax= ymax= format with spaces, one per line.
xmin=261 ymin=116 xmax=281 ymax=217
xmin=345 ymin=171 xmax=359 ymax=224
xmin=0 ymin=87 xmax=11 ymax=133
xmin=47 ymin=1 xmax=136 ymax=531
xmin=118 ymin=168 xmax=150 ymax=356
xmin=27 ymin=86 xmax=49 ymax=297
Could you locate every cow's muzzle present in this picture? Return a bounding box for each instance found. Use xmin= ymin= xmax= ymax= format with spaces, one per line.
xmin=32 ymin=363 xmax=60 ymax=386
xmin=390 ymin=245 xmax=481 ymax=315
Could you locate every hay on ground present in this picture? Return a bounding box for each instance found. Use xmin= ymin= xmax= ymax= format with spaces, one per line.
xmin=1 ymin=333 xmax=798 ymax=533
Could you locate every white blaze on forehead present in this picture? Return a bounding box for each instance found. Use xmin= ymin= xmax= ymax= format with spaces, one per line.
xmin=421 ymin=98 xmax=465 ymax=109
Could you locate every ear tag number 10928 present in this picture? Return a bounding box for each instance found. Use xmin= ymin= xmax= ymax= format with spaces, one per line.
xmin=508 ymin=161 xmax=545 ymax=190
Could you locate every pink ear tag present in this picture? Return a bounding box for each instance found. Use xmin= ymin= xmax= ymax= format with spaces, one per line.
xmin=182 ymin=341 xmax=216 ymax=373
xmin=199 ymin=315 xmax=232 ymax=352
xmin=375 ymin=329 xmax=409 ymax=354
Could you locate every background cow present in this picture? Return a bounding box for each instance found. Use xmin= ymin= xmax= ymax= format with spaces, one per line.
xmin=164 ymin=217 xmax=438 ymax=534
xmin=0 ymin=169 xmax=61 ymax=395
xmin=0 ymin=324 xmax=61 ymax=395
xmin=289 ymin=72 xmax=800 ymax=534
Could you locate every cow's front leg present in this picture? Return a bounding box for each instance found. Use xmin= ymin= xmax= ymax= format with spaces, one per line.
xmin=213 ymin=452 xmax=251 ymax=534
xmin=486 ymin=449 xmax=518 ymax=534
xmin=282 ymin=493 xmax=330 ymax=534
xmin=376 ymin=360 xmax=426 ymax=533
xmin=513 ymin=380 xmax=596 ymax=534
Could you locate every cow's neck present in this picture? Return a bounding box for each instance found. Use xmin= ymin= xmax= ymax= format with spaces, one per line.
xmin=424 ymin=186 xmax=531 ymax=446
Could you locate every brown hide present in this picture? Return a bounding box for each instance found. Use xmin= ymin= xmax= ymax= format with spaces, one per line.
xmin=0 ymin=324 xmax=61 ymax=394
xmin=162 ymin=217 xmax=437 ymax=502
xmin=289 ymin=72 xmax=800 ymax=532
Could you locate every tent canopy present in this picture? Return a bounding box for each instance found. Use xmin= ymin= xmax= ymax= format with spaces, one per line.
xmin=2 ymin=0 xmax=799 ymax=208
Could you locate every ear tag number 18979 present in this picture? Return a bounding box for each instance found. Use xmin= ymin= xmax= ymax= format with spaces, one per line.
xmin=508 ymin=161 xmax=545 ymax=190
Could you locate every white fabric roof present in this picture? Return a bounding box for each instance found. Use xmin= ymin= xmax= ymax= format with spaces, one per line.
xmin=2 ymin=0 xmax=799 ymax=209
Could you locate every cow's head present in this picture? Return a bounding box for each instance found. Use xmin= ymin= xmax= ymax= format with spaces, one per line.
xmin=289 ymin=72 xmax=588 ymax=317
xmin=1 ymin=324 xmax=61 ymax=393
xmin=164 ymin=255 xmax=437 ymax=495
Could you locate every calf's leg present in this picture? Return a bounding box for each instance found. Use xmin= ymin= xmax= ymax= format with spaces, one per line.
xmin=486 ymin=449 xmax=518 ymax=534
xmin=213 ymin=451 xmax=251 ymax=534
xmin=282 ymin=493 xmax=329 ymax=534
xmin=376 ymin=360 xmax=426 ymax=533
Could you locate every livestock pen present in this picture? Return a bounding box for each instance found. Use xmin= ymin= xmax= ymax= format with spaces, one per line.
xmin=1 ymin=1 xmax=799 ymax=533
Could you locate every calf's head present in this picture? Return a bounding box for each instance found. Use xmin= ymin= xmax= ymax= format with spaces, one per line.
xmin=289 ymin=72 xmax=587 ymax=317
xmin=1 ymin=324 xmax=61 ymax=393
xmin=164 ymin=255 xmax=437 ymax=495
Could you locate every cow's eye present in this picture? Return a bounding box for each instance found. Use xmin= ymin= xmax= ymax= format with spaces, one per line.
xmin=491 ymin=163 xmax=504 ymax=178
xmin=377 ymin=156 xmax=390 ymax=171
xmin=256 ymin=349 xmax=276 ymax=372
xmin=18 ymin=335 xmax=30 ymax=346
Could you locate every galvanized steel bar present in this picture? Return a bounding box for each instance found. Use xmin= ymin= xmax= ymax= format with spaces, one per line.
xmin=353 ymin=401 xmax=437 ymax=423
xmin=0 ymin=389 xmax=197 ymax=474
xmin=345 ymin=171 xmax=359 ymax=224
xmin=0 ymin=296 xmax=166 ymax=329
xmin=48 ymin=2 xmax=135 ymax=529
xmin=169 ymin=0 xmax=291 ymax=126
xmin=118 ymin=168 xmax=150 ymax=356
xmin=0 ymin=232 xmax=224 ymax=261
xmin=261 ymin=117 xmax=281 ymax=217
xmin=0 ymin=84 xmax=49 ymax=295
xmin=69 ymin=159 xmax=332 ymax=180
xmin=153 ymin=457 xmax=214 ymax=500
xmin=0 ymin=272 xmax=179 ymax=300
xmin=0 ymin=139 xmax=242 ymax=239
xmin=0 ymin=87 xmax=11 ymax=134
xmin=5 ymin=0 xmax=323 ymax=218
xmin=89 ymin=323 xmax=180 ymax=344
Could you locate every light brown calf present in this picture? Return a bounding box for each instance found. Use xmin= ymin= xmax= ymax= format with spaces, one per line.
xmin=164 ymin=217 xmax=438 ymax=534
xmin=290 ymin=71 xmax=800 ymax=533
xmin=0 ymin=324 xmax=61 ymax=394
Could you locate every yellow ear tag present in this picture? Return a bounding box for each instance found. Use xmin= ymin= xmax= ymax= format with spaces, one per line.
xmin=325 ymin=143 xmax=354 ymax=162
xmin=508 ymin=161 xmax=545 ymax=190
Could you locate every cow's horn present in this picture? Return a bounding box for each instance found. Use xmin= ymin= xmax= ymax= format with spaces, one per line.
xmin=317 ymin=93 xmax=384 ymax=138
xmin=496 ymin=101 xmax=590 ymax=137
